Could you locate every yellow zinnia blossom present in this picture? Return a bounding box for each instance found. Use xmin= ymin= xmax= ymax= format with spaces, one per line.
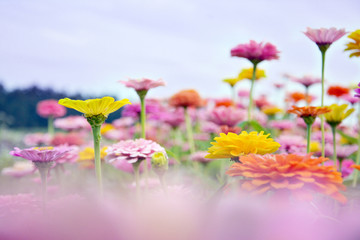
xmin=101 ymin=123 xmax=115 ymax=135
xmin=58 ymin=97 xmax=131 ymax=118
xmin=309 ymin=141 xmax=320 ymax=152
xmin=238 ymin=68 xmax=266 ymax=80
xmin=205 ymin=131 xmax=280 ymax=159
xmin=223 ymin=77 xmax=241 ymax=87
xmin=345 ymin=29 xmax=360 ymax=58
xmin=261 ymin=105 xmax=283 ymax=116
xmin=78 ymin=147 xmax=108 ymax=161
xmin=324 ymin=104 xmax=354 ymax=126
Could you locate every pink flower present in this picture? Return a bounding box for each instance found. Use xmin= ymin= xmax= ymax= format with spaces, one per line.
xmin=304 ymin=27 xmax=347 ymax=45
xmin=208 ymin=106 xmax=245 ymax=127
xmin=10 ymin=147 xmax=70 ymax=162
xmin=23 ymin=133 xmax=51 ymax=146
xmin=269 ymin=120 xmax=294 ymax=131
xmin=276 ymin=135 xmax=306 ymax=154
xmin=1 ymin=161 xmax=35 ymax=178
xmin=105 ymin=138 xmax=166 ymax=164
xmin=237 ymin=90 xmax=250 ymax=98
xmin=54 ymin=116 xmax=91 ymax=131
xmin=119 ymin=78 xmax=166 ymax=91
xmin=231 ymin=40 xmax=280 ymax=63
xmin=37 ymin=99 xmax=66 ymax=118
xmin=190 ymin=151 xmax=213 ymax=163
xmin=341 ymin=94 xmax=360 ymax=105
xmin=112 ymin=117 xmax=136 ymax=128
xmin=291 ymin=75 xmax=321 ymax=88
xmin=50 ymin=132 xmax=84 ymax=146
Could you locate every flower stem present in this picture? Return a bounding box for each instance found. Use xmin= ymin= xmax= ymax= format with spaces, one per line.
xmin=133 ymin=161 xmax=141 ymax=201
xmin=184 ymin=107 xmax=195 ymax=154
xmin=331 ymin=125 xmax=337 ymax=170
xmin=231 ymin=86 xmax=236 ymax=103
xmin=48 ymin=116 xmax=54 ymax=136
xmin=92 ymin=125 xmax=103 ymax=196
xmin=248 ymin=63 xmax=258 ymax=121
xmin=353 ymin=103 xmax=360 ymax=187
xmin=320 ymin=50 xmax=326 ymax=157
xmin=306 ymin=123 xmax=312 ymax=153
xmin=139 ymin=93 xmax=147 ymax=139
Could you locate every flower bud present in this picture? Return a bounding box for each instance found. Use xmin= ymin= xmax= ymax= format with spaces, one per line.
xmin=151 ymin=152 xmax=168 ymax=176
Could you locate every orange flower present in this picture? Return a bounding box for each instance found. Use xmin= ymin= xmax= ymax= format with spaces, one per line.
xmin=327 ymin=85 xmax=350 ymax=97
xmin=219 ymin=125 xmax=242 ymax=134
xmin=169 ymin=89 xmax=203 ymax=108
xmin=286 ymin=92 xmax=314 ymax=104
xmin=351 ymin=164 xmax=360 ymax=171
xmin=226 ymin=154 xmax=346 ymax=203
xmin=287 ymin=106 xmax=331 ymax=118
xmin=215 ymin=99 xmax=234 ymax=107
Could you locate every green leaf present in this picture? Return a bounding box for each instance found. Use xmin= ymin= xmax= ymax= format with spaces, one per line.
xmin=337 ymin=129 xmax=358 ymax=144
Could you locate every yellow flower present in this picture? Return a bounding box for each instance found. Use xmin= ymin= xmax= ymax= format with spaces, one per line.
xmin=345 ymin=30 xmax=360 ymax=58
xmin=238 ymin=68 xmax=266 ymax=80
xmin=205 ymin=131 xmax=280 ymax=159
xmin=261 ymin=105 xmax=283 ymax=116
xmin=58 ymin=97 xmax=131 ymax=118
xmin=223 ymin=77 xmax=241 ymax=87
xmin=309 ymin=141 xmax=320 ymax=152
xmin=78 ymin=147 xmax=108 ymax=161
xmin=324 ymin=104 xmax=354 ymax=126
xmin=101 ymin=123 xmax=115 ymax=135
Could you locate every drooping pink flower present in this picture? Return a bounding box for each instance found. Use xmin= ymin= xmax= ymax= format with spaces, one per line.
xmin=10 ymin=147 xmax=69 ymax=162
xmin=291 ymin=75 xmax=321 ymax=88
xmin=304 ymin=27 xmax=347 ymax=46
xmin=231 ymin=40 xmax=280 ymax=63
xmin=37 ymin=99 xmax=66 ymax=118
xmin=341 ymin=94 xmax=360 ymax=105
xmin=105 ymin=138 xmax=166 ymax=164
xmin=119 ymin=78 xmax=165 ymax=91
xmin=54 ymin=116 xmax=91 ymax=131
xmin=1 ymin=161 xmax=36 ymax=178
xmin=208 ymin=106 xmax=245 ymax=127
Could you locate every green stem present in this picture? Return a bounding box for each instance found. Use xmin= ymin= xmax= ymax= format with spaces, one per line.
xmin=92 ymin=125 xmax=103 ymax=196
xmin=353 ymin=103 xmax=360 ymax=187
xmin=248 ymin=63 xmax=258 ymax=121
xmin=133 ymin=161 xmax=141 ymax=201
xmin=306 ymin=123 xmax=312 ymax=153
xmin=320 ymin=50 xmax=326 ymax=157
xmin=184 ymin=107 xmax=195 ymax=154
xmin=331 ymin=125 xmax=337 ymax=170
xmin=48 ymin=116 xmax=54 ymax=136
xmin=139 ymin=94 xmax=146 ymax=139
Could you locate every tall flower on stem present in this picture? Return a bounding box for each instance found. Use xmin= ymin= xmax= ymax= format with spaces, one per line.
xmin=324 ymin=104 xmax=354 ymax=169
xmin=304 ymin=27 xmax=347 ymax=157
xmin=223 ymin=77 xmax=241 ymax=102
xmin=231 ymin=40 xmax=279 ymax=120
xmin=288 ymin=106 xmax=330 ymax=153
xmin=290 ymin=75 xmax=321 ymax=106
xmin=106 ymin=139 xmax=166 ymax=200
xmin=10 ymin=147 xmax=69 ymax=211
xmin=58 ymin=97 xmax=130 ymax=195
xmin=37 ymin=99 xmax=66 ymax=136
xmin=119 ymin=78 xmax=165 ymax=139
xmin=169 ymin=89 xmax=203 ymax=154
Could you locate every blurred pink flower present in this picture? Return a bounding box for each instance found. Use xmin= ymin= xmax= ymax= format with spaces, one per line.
xmin=50 ymin=132 xmax=84 ymax=146
xmin=0 ymin=194 xmax=40 ymax=218
xmin=23 ymin=133 xmax=51 ymax=146
xmin=1 ymin=161 xmax=35 ymax=178
xmin=158 ymin=108 xmax=185 ymax=128
xmin=291 ymin=75 xmax=321 ymax=88
xmin=255 ymin=95 xmax=271 ymax=109
xmin=276 ymin=135 xmax=306 ymax=154
xmin=208 ymin=106 xmax=245 ymax=127
xmin=111 ymin=158 xmax=151 ymax=174
xmin=324 ymin=144 xmax=358 ymax=159
xmin=269 ymin=120 xmax=295 ymax=131
xmin=119 ymin=78 xmax=165 ymax=91
xmin=103 ymin=129 xmax=133 ymax=141
xmin=189 ymin=151 xmax=213 ymax=163
xmin=112 ymin=117 xmax=136 ymax=128
xmin=54 ymin=115 xmax=90 ymax=131
xmin=10 ymin=147 xmax=69 ymax=162
xmin=105 ymin=138 xmax=166 ymax=164
xmin=237 ymin=90 xmax=250 ymax=98
xmin=55 ymin=145 xmax=79 ymax=164
xmin=341 ymin=94 xmax=360 ymax=105
xmin=304 ymin=27 xmax=347 ymax=45
xmin=231 ymin=40 xmax=280 ymax=63
xmin=37 ymin=99 xmax=66 ymax=118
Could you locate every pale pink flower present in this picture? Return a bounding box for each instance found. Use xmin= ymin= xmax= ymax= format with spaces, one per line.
xmin=208 ymin=106 xmax=245 ymax=127
xmin=50 ymin=132 xmax=84 ymax=146
xmin=119 ymin=78 xmax=166 ymax=91
xmin=23 ymin=133 xmax=51 ymax=146
xmin=55 ymin=145 xmax=79 ymax=164
xmin=1 ymin=161 xmax=35 ymax=178
xmin=112 ymin=117 xmax=136 ymax=128
xmin=103 ymin=129 xmax=133 ymax=141
xmin=291 ymin=75 xmax=321 ymax=88
xmin=10 ymin=147 xmax=69 ymax=162
xmin=276 ymin=135 xmax=306 ymax=154
xmin=54 ymin=116 xmax=91 ymax=131
xmin=341 ymin=94 xmax=360 ymax=105
xmin=237 ymin=90 xmax=250 ymax=98
xmin=190 ymin=151 xmax=213 ymax=163
xmin=112 ymin=158 xmax=150 ymax=174
xmin=231 ymin=40 xmax=280 ymax=63
xmin=304 ymin=27 xmax=347 ymax=45
xmin=269 ymin=120 xmax=295 ymax=131
xmin=105 ymin=138 xmax=166 ymax=164
xmin=37 ymin=99 xmax=66 ymax=118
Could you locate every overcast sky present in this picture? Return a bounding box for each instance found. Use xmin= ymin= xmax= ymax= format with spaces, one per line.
xmin=0 ymin=0 xmax=359 ymax=103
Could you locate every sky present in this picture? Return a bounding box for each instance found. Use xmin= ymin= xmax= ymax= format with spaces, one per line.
xmin=0 ymin=0 xmax=359 ymax=103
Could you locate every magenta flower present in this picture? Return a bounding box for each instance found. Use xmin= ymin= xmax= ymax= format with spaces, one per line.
xmin=208 ymin=106 xmax=245 ymax=127
xmin=291 ymin=75 xmax=321 ymax=88
xmin=37 ymin=99 xmax=66 ymax=118
xmin=342 ymin=94 xmax=360 ymax=105
xmin=304 ymin=27 xmax=347 ymax=46
xmin=276 ymin=135 xmax=306 ymax=154
xmin=231 ymin=40 xmax=280 ymax=63
xmin=122 ymin=99 xmax=163 ymax=120
xmin=119 ymin=78 xmax=165 ymax=91
xmin=105 ymin=138 xmax=166 ymax=164
xmin=10 ymin=147 xmax=69 ymax=162
xmin=354 ymin=83 xmax=360 ymax=98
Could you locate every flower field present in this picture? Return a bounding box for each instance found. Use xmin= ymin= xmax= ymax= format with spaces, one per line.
xmin=1 ymin=28 xmax=360 ymax=240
